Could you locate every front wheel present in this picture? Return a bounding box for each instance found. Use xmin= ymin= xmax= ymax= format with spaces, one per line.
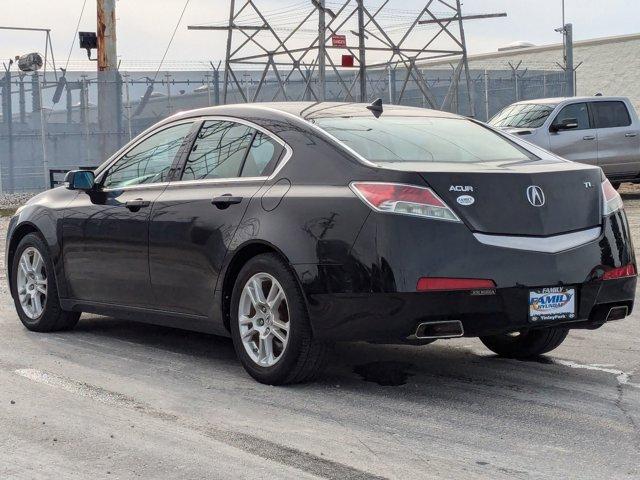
xmin=230 ymin=253 xmax=327 ymax=385
xmin=11 ymin=233 xmax=80 ymax=332
xmin=480 ymin=327 xmax=569 ymax=358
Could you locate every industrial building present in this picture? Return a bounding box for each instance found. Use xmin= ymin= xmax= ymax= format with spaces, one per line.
xmin=419 ymin=32 xmax=640 ymax=112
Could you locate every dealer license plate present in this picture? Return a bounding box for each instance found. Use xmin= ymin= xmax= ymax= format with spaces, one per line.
xmin=529 ymin=287 xmax=576 ymax=322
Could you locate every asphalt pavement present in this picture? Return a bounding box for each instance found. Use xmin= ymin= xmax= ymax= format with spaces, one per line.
xmin=1 ymin=190 xmax=639 ymax=480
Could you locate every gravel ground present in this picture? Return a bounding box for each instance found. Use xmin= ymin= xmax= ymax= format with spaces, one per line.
xmin=0 ymin=191 xmax=638 ymax=479
xmin=0 ymin=193 xmax=36 ymax=210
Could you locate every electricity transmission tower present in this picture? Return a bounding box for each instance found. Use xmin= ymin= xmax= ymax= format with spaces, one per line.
xmin=188 ymin=0 xmax=505 ymax=115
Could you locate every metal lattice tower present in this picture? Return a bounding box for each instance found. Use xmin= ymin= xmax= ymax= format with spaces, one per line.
xmin=188 ymin=1 xmax=507 ymax=114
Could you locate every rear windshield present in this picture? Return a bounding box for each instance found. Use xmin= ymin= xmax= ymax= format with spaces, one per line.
xmin=489 ymin=103 xmax=554 ymax=128
xmin=314 ymin=116 xmax=532 ymax=163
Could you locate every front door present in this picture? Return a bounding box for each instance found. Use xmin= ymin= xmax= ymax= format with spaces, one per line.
xmin=62 ymin=121 xmax=195 ymax=307
xmin=149 ymin=119 xmax=285 ymax=317
xmin=548 ymin=102 xmax=598 ymax=166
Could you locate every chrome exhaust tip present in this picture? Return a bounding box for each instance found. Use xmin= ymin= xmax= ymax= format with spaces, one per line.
xmin=414 ymin=320 xmax=464 ymax=339
xmin=606 ymin=306 xmax=628 ymax=322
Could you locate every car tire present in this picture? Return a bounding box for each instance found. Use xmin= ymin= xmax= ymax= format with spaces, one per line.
xmin=230 ymin=253 xmax=327 ymax=385
xmin=11 ymin=233 xmax=80 ymax=332
xmin=479 ymin=327 xmax=569 ymax=358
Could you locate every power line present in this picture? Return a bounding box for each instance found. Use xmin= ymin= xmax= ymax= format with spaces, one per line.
xmin=152 ymin=0 xmax=191 ymax=82
xmin=64 ymin=0 xmax=89 ymax=71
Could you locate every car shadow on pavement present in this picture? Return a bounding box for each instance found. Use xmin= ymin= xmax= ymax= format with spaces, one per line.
xmin=73 ymin=316 xmax=237 ymax=362
xmin=67 ymin=316 xmax=618 ymax=399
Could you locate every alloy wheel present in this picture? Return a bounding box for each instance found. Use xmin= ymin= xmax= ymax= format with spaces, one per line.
xmin=238 ymin=272 xmax=290 ymax=367
xmin=16 ymin=247 xmax=48 ymax=319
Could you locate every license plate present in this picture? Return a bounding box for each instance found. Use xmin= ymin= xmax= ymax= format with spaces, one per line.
xmin=529 ymin=287 xmax=576 ymax=322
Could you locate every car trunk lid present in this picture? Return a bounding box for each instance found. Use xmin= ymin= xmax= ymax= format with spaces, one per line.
xmin=391 ymin=159 xmax=602 ymax=236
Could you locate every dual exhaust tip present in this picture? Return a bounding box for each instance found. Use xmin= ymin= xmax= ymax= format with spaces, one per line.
xmin=606 ymin=305 xmax=628 ymax=322
xmin=413 ymin=306 xmax=627 ymax=339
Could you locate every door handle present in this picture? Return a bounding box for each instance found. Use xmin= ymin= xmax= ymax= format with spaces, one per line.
xmin=625 ymin=132 xmax=638 ymax=138
xmin=211 ymin=194 xmax=243 ymax=209
xmin=582 ymin=135 xmax=596 ymax=140
xmin=125 ymin=198 xmax=151 ymax=211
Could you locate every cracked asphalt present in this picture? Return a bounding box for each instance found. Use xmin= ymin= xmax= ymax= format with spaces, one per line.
xmin=1 ymin=188 xmax=639 ymax=479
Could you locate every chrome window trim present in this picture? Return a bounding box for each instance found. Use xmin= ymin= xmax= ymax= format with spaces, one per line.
xmin=97 ymin=115 xmax=293 ymax=191
xmin=165 ymin=176 xmax=268 ymax=188
xmin=101 ymin=181 xmax=171 ymax=193
xmin=473 ymin=226 xmax=602 ymax=254
xmin=170 ymin=115 xmax=293 ymax=184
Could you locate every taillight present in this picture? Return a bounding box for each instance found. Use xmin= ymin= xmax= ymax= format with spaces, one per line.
xmin=602 ymin=179 xmax=623 ymax=215
xmin=417 ymin=277 xmax=496 ymax=291
xmin=602 ymin=263 xmax=636 ymax=280
xmin=350 ymin=182 xmax=460 ymax=222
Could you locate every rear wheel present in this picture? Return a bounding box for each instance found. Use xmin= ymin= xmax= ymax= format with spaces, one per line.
xmin=230 ymin=253 xmax=327 ymax=385
xmin=11 ymin=233 xmax=80 ymax=332
xmin=479 ymin=327 xmax=569 ymax=358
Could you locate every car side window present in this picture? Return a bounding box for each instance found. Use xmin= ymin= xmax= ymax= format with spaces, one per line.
xmin=591 ymin=101 xmax=632 ymax=128
xmin=181 ymin=121 xmax=254 ymax=181
xmin=102 ymin=123 xmax=192 ymax=189
xmin=241 ymin=131 xmax=284 ymax=177
xmin=551 ymin=103 xmax=591 ymax=131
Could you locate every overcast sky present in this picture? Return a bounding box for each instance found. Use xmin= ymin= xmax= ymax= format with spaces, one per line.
xmin=1 ymin=0 xmax=639 ymax=70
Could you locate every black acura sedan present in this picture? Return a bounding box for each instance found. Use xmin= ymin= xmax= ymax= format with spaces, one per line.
xmin=6 ymin=102 xmax=636 ymax=384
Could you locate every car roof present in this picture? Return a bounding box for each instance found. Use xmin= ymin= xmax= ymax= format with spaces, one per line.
xmin=513 ymin=96 xmax=630 ymax=107
xmin=167 ymin=101 xmax=462 ymax=123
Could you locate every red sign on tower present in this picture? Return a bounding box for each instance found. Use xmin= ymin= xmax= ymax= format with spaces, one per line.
xmin=331 ymin=34 xmax=347 ymax=47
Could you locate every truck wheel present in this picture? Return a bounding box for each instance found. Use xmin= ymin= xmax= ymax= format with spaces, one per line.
xmin=11 ymin=233 xmax=80 ymax=332
xmin=480 ymin=327 xmax=569 ymax=358
xmin=230 ymin=253 xmax=328 ymax=385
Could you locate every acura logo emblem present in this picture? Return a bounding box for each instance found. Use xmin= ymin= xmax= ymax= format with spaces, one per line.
xmin=526 ymin=185 xmax=545 ymax=207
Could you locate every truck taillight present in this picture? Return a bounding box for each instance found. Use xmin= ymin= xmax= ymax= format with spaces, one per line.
xmin=350 ymin=182 xmax=460 ymax=222
xmin=602 ymin=179 xmax=623 ymax=215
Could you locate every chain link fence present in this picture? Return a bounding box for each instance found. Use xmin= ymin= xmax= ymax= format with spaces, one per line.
xmin=0 ymin=66 xmax=567 ymax=193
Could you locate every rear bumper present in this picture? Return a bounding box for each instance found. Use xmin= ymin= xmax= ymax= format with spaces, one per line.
xmin=294 ymin=209 xmax=636 ymax=342
xmin=302 ymin=276 xmax=636 ymax=342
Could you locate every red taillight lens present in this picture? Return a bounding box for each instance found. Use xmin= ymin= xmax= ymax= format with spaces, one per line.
xmin=350 ymin=182 xmax=460 ymax=222
xmin=602 ymin=263 xmax=636 ymax=280
xmin=602 ymin=179 xmax=623 ymax=215
xmin=417 ymin=277 xmax=496 ymax=292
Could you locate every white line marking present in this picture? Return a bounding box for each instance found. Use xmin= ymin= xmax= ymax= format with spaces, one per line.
xmin=14 ymin=368 xmax=142 ymax=407
xmin=554 ymin=360 xmax=640 ymax=389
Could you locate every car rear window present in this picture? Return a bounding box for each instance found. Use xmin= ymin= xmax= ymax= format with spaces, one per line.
xmin=314 ymin=116 xmax=533 ymax=163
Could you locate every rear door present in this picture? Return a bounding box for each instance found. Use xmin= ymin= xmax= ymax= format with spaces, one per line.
xmin=591 ymin=100 xmax=640 ymax=177
xmin=148 ymin=118 xmax=286 ymax=317
xmin=548 ymin=102 xmax=598 ymax=165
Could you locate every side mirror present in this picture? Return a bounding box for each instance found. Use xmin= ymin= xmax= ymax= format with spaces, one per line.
xmin=550 ymin=118 xmax=579 ymax=132
xmin=65 ymin=170 xmax=96 ymax=191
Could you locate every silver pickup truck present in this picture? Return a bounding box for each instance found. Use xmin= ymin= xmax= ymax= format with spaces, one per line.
xmin=489 ymin=96 xmax=640 ymax=188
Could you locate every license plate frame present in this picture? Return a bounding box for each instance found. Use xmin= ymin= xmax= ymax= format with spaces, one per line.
xmin=529 ymin=286 xmax=577 ymax=322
